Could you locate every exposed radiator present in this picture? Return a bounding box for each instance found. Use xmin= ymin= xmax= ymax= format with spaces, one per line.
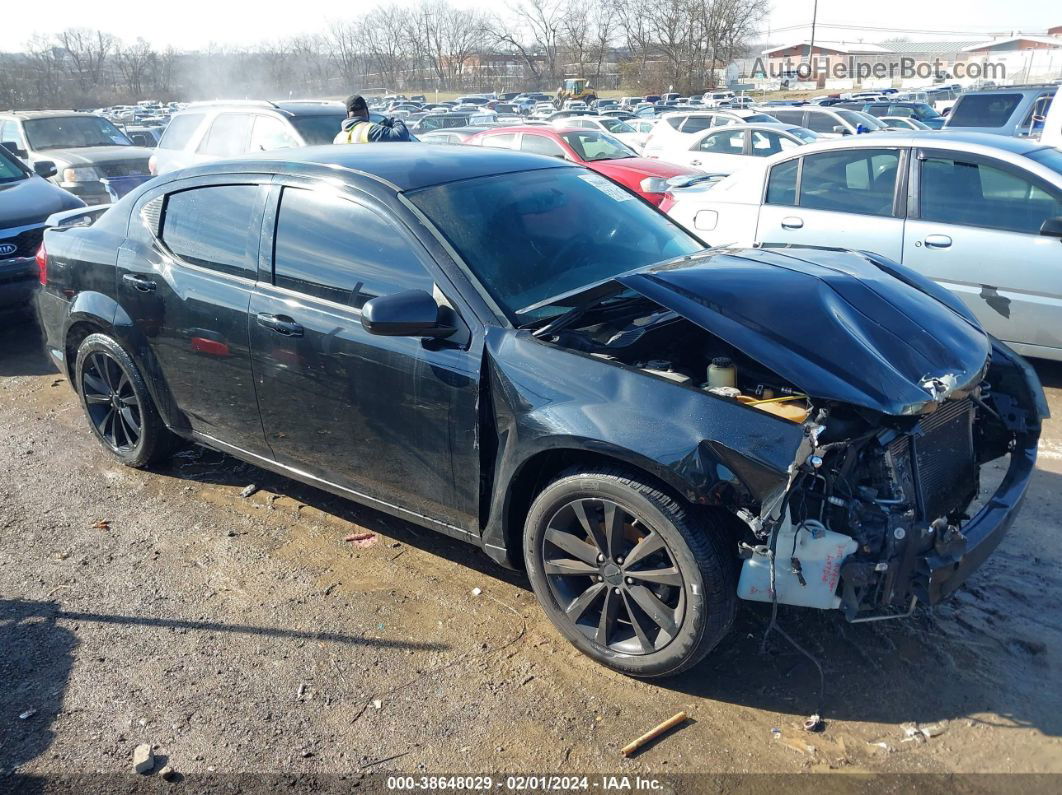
xmin=888 ymin=399 xmax=976 ymax=520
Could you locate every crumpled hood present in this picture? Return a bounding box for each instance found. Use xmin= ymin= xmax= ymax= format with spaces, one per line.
xmin=0 ymin=176 xmax=84 ymax=230
xmin=617 ymin=246 xmax=991 ymax=416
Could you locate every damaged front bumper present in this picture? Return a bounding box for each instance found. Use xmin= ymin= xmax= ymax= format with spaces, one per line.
xmin=740 ymin=340 xmax=1046 ymax=620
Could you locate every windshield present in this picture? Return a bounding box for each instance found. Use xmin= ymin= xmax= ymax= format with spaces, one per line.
xmin=560 ymin=131 xmax=634 ymax=161
xmin=0 ymin=147 xmax=28 ymax=182
xmin=789 ymin=127 xmax=818 ymax=142
xmin=837 ymin=110 xmax=887 ymax=130
xmin=598 ymin=118 xmax=636 ymax=134
xmin=407 ymin=168 xmax=703 ymax=321
xmin=24 ymin=116 xmax=132 ymax=150
xmin=1026 ymin=147 xmax=1062 ymax=176
xmin=290 ymin=114 xmax=347 ymax=144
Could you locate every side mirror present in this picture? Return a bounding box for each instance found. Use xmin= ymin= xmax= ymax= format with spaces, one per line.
xmin=361 ymin=289 xmax=456 ymax=338
xmin=833 ymin=125 xmax=849 ymax=135
xmin=34 ymin=160 xmax=58 ymax=179
xmin=2 ymin=141 xmax=27 ymax=159
xmin=1040 ymin=216 xmax=1062 ymax=239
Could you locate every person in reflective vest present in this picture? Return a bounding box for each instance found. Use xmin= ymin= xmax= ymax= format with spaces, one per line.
xmin=333 ymin=94 xmax=412 ymax=144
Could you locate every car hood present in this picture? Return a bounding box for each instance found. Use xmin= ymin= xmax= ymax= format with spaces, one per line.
xmin=36 ymin=146 xmax=154 ymax=167
xmin=592 ymin=157 xmax=695 ymax=180
xmin=615 ymin=246 xmax=991 ymax=416
xmin=0 ymin=176 xmax=84 ymax=229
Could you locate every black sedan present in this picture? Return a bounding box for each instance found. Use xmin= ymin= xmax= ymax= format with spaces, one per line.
xmin=0 ymin=145 xmax=84 ymax=315
xmin=35 ymin=145 xmax=1045 ymax=677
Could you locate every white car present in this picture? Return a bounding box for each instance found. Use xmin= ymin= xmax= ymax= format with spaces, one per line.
xmin=665 ymin=131 xmax=1062 ymax=360
xmin=642 ymin=109 xmax=781 ymax=158
xmin=653 ymin=123 xmax=817 ymax=175
xmin=702 ymin=91 xmax=735 ymax=108
xmin=531 ymin=103 xmax=556 ymax=119
xmin=550 ymin=115 xmax=649 ymax=150
xmin=563 ymin=100 xmax=588 ymax=111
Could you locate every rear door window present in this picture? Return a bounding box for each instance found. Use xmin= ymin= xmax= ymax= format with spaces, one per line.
xmin=479 ymin=133 xmax=517 ymax=150
xmin=680 ymin=116 xmax=713 ymax=133
xmin=158 ymin=113 xmax=205 ymax=150
xmin=162 ymin=185 xmax=260 ymax=278
xmin=804 ymin=112 xmax=839 ymax=134
xmin=765 ymin=158 xmax=799 ymax=206
xmin=947 ymin=94 xmax=1022 ymax=127
xmin=698 ymin=130 xmax=745 ymax=154
xmin=750 ymin=130 xmax=797 ymax=157
xmin=919 ymin=155 xmax=1062 ymax=234
xmin=769 ymin=110 xmax=805 ymax=126
xmin=272 ymin=187 xmax=434 ymax=308
xmin=798 ymin=149 xmax=900 ymax=216
xmin=519 ymin=134 xmax=566 ymax=158
xmin=250 ymin=115 xmax=300 ymax=151
xmin=197 ymin=113 xmax=254 ymax=157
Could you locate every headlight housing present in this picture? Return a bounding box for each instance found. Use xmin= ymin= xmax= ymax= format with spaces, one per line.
xmin=62 ymin=166 xmax=100 ymax=183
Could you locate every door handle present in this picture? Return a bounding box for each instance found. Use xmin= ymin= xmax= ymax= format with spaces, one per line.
xmin=122 ymin=273 xmax=156 ymax=292
xmin=256 ymin=312 xmax=303 ymax=337
xmin=781 ymin=216 xmax=804 ymax=230
xmin=924 ymin=234 xmax=952 ymax=249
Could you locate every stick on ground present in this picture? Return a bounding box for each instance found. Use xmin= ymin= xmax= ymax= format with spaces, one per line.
xmin=620 ymin=711 xmax=688 ymax=757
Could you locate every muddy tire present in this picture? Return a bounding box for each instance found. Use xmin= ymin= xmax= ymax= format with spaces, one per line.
xmin=74 ymin=333 xmax=174 ymax=468
xmin=524 ymin=467 xmax=736 ymax=677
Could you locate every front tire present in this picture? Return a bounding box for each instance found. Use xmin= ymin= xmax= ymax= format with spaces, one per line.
xmin=75 ymin=333 xmax=173 ymax=468
xmin=523 ymin=468 xmax=736 ymax=677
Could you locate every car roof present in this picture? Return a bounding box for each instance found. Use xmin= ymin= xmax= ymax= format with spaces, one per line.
xmin=1 ymin=110 xmax=102 ymax=120
xmin=768 ymin=129 xmax=1048 ymax=158
xmin=180 ymin=100 xmax=345 ymax=118
xmin=206 ymin=143 xmax=569 ymax=191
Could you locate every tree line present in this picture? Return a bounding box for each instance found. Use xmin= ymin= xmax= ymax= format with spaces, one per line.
xmin=0 ymin=0 xmax=763 ymax=109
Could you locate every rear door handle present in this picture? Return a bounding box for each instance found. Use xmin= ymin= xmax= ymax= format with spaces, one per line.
xmin=924 ymin=234 xmax=952 ymax=249
xmin=781 ymin=216 xmax=804 ymax=230
xmin=122 ymin=273 xmax=156 ymax=292
xmin=256 ymin=312 xmax=303 ymax=337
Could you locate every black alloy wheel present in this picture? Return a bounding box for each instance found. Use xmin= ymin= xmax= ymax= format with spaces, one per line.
xmin=541 ymin=498 xmax=685 ymax=655
xmin=524 ymin=468 xmax=736 ymax=677
xmin=81 ymin=351 xmax=142 ymax=452
xmin=75 ymin=333 xmax=175 ymax=468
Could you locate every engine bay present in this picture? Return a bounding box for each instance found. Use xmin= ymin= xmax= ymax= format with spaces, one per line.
xmin=547 ymin=296 xmax=1024 ymax=620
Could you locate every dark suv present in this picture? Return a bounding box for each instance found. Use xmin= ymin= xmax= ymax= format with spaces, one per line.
xmin=35 ymin=145 xmax=1044 ymax=677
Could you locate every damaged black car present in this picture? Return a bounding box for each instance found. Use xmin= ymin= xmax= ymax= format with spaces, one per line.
xmin=36 ymin=145 xmax=1047 ymax=677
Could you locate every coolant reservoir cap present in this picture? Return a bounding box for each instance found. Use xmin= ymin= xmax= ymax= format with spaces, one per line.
xmin=711 ymin=356 xmax=734 ymax=367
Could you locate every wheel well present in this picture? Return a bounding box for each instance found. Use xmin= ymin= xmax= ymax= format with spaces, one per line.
xmin=64 ymin=321 xmax=105 ymax=380
xmin=503 ymin=449 xmax=700 ymax=570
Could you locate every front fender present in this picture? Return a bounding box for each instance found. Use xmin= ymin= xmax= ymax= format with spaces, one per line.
xmin=480 ymin=328 xmax=804 ymax=564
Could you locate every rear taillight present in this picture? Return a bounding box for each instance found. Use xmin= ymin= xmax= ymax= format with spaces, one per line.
xmin=36 ymin=241 xmax=47 ymax=285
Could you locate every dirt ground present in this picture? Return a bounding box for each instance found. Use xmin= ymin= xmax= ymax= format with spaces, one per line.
xmin=2 ymin=317 xmax=1061 ymax=791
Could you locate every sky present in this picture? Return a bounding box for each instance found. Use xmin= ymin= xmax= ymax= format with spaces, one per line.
xmin=3 ymin=0 xmax=1059 ymax=52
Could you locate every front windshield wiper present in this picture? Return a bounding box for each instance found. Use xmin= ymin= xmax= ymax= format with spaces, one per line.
xmin=527 ymin=292 xmax=645 ymax=338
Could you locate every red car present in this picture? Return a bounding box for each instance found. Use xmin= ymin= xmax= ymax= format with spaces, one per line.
xmin=466 ymin=126 xmax=698 ymax=206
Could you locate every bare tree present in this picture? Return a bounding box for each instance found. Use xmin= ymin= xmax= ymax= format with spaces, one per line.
xmin=115 ymin=38 xmax=155 ymax=98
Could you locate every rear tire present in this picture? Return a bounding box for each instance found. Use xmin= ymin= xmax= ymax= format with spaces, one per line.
xmin=75 ymin=333 xmax=174 ymax=468
xmin=523 ymin=467 xmax=736 ymax=677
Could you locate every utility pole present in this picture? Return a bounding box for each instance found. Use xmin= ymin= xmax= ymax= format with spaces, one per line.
xmin=808 ymin=0 xmax=819 ymax=79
